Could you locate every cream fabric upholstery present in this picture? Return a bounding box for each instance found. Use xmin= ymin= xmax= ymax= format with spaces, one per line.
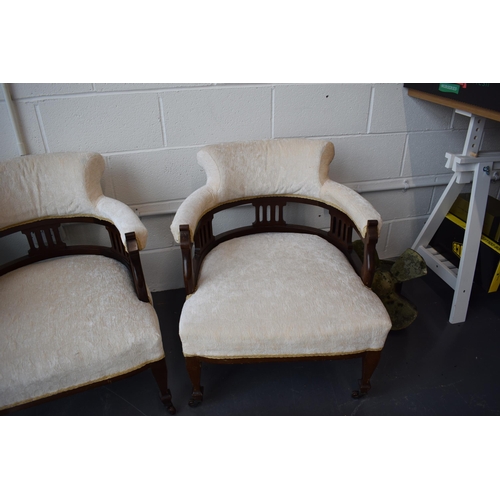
xmin=0 ymin=152 xmax=148 ymax=249
xmin=0 ymin=152 xmax=166 ymax=411
xmin=171 ymin=139 xmax=382 ymax=241
xmin=0 ymin=255 xmax=164 ymax=411
xmin=180 ymin=233 xmax=392 ymax=359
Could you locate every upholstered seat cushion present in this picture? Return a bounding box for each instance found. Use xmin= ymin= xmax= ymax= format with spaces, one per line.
xmin=0 ymin=255 xmax=164 ymax=410
xmin=179 ymin=233 xmax=392 ymax=359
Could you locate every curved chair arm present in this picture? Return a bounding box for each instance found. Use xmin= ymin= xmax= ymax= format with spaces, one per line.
xmin=319 ymin=180 xmax=382 ymax=239
xmin=95 ymin=196 xmax=148 ymax=250
xmin=360 ymin=220 xmax=379 ymax=287
xmin=171 ymin=181 xmax=382 ymax=244
xmin=171 ymin=186 xmax=218 ymax=244
xmin=179 ymin=224 xmax=195 ymax=295
xmin=125 ymin=232 xmax=150 ymax=302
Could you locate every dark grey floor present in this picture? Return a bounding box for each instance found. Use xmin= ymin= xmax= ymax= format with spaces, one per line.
xmin=8 ymin=270 xmax=500 ymax=416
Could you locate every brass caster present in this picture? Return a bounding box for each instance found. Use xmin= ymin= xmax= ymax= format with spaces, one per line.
xmin=160 ymin=389 xmax=176 ymax=414
xmin=351 ymin=379 xmax=370 ymax=399
xmin=188 ymin=387 xmax=204 ymax=407
xmin=351 ymin=390 xmax=366 ymax=399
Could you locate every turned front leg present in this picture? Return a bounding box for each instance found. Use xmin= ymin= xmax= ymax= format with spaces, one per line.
xmin=352 ymin=350 xmax=382 ymax=399
xmin=185 ymin=357 xmax=204 ymax=407
xmin=150 ymin=359 xmax=176 ymax=414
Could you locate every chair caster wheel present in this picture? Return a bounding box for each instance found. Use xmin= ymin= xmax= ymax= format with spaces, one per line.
xmin=160 ymin=389 xmax=176 ymax=413
xmin=188 ymin=387 xmax=204 ymax=407
xmin=352 ymin=379 xmax=370 ymax=399
xmin=351 ymin=390 xmax=365 ymax=399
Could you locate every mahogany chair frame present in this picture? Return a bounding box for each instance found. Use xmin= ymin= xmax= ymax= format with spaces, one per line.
xmin=179 ymin=195 xmax=382 ymax=406
xmin=0 ymin=216 xmax=175 ymax=415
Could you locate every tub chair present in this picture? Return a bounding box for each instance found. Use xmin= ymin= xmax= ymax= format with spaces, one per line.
xmin=171 ymin=138 xmax=392 ymax=408
xmin=0 ymin=152 xmax=175 ymax=414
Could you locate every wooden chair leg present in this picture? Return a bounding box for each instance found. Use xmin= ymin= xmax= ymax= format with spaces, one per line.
xmin=352 ymin=350 xmax=382 ymax=399
xmin=185 ymin=357 xmax=204 ymax=407
xmin=150 ymin=359 xmax=176 ymax=414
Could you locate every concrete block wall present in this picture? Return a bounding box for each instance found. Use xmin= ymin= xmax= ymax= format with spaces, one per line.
xmin=2 ymin=83 xmax=500 ymax=291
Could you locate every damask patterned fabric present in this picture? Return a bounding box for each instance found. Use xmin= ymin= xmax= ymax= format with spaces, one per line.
xmin=0 ymin=255 xmax=164 ymax=411
xmin=0 ymin=152 xmax=148 ymax=249
xmin=171 ymin=139 xmax=382 ymax=242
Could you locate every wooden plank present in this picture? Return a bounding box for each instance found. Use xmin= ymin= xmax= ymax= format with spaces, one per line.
xmin=408 ymin=88 xmax=500 ymax=122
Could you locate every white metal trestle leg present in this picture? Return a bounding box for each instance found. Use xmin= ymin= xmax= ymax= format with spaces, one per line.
xmin=411 ymin=112 xmax=500 ymax=324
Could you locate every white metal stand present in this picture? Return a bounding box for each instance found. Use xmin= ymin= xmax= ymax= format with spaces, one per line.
xmin=412 ymin=111 xmax=500 ymax=324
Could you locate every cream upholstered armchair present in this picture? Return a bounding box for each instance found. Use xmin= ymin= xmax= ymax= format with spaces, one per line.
xmin=171 ymin=138 xmax=392 ymax=408
xmin=0 ymin=152 xmax=175 ymax=414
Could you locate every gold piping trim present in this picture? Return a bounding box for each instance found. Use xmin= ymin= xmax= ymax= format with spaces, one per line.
xmin=1 ymin=213 xmax=114 ymax=233
xmin=0 ymin=354 xmax=165 ymax=412
xmin=184 ymin=348 xmax=383 ymax=360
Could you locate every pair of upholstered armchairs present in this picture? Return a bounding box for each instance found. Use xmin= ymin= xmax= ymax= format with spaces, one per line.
xmin=0 ymin=139 xmax=392 ymax=414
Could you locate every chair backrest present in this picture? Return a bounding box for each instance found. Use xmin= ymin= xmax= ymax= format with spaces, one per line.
xmin=197 ymin=139 xmax=335 ymax=203
xmin=0 ymin=152 xmax=104 ymax=230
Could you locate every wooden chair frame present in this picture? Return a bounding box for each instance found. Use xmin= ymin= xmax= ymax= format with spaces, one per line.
xmin=179 ymin=195 xmax=381 ymax=406
xmin=0 ymin=216 xmax=175 ymax=414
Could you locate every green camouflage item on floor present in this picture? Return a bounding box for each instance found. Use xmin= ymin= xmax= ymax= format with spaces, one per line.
xmin=353 ymin=242 xmax=427 ymax=330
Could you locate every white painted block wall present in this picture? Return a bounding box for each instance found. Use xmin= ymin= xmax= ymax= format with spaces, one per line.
xmin=2 ymin=83 xmax=500 ymax=291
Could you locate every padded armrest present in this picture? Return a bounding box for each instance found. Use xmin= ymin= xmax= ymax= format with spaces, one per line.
xmin=95 ymin=196 xmax=148 ymax=250
xmin=319 ymin=180 xmax=382 ymax=238
xmin=170 ymin=186 xmax=218 ymax=243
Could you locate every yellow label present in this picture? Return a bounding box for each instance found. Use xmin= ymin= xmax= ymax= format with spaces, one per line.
xmin=445 ymin=213 xmax=500 ymax=293
xmin=452 ymin=241 xmax=463 ymax=258
xmin=446 ymin=214 xmax=500 ymax=254
xmin=489 ymin=261 xmax=500 ymax=293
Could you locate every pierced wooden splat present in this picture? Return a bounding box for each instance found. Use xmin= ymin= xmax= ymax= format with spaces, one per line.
xmin=328 ymin=212 xmax=354 ymax=255
xmin=252 ymin=198 xmax=287 ymax=227
xmin=194 ymin=213 xmax=214 ymax=252
xmin=106 ymin=225 xmax=127 ymax=258
xmin=22 ymin=224 xmax=67 ymax=256
xmin=1 ymin=216 xmax=149 ymax=302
